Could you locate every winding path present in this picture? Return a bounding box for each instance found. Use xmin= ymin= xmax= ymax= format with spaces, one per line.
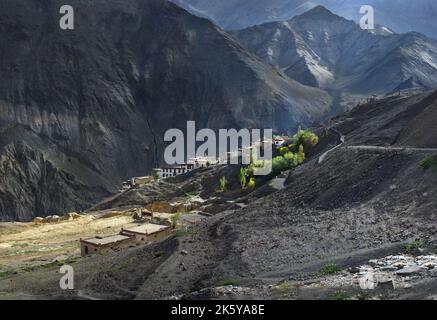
xmin=318 ymin=126 xmax=346 ymax=165
xmin=317 ymin=124 xmax=437 ymax=165
xmin=345 ymin=146 xmax=437 ymax=152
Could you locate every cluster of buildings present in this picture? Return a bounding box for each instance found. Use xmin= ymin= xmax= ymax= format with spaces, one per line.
xmin=120 ymin=176 xmax=155 ymax=192
xmin=152 ymin=156 xmax=216 ymax=180
xmin=152 ymin=138 xmax=288 ymax=180
xmin=120 ymin=137 xmax=289 ymax=191
xmin=80 ymin=219 xmax=172 ymax=257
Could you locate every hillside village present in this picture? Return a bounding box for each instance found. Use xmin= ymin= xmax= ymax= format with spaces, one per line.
xmin=83 ymin=136 xmax=291 ymax=257
xmin=13 ymin=134 xmax=293 ymax=264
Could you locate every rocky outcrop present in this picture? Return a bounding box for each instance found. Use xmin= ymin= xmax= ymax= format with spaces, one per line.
xmin=0 ymin=0 xmax=333 ymax=221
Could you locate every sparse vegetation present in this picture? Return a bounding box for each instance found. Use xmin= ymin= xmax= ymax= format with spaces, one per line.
xmin=420 ymin=154 xmax=437 ymax=170
xmin=153 ymin=251 xmax=164 ymax=258
xmin=404 ymin=239 xmax=423 ymax=252
xmin=23 ymin=258 xmax=77 ymax=272
xmin=276 ymin=280 xmax=292 ymax=297
xmin=320 ymin=263 xmax=342 ymax=276
xmin=169 ymin=230 xmax=192 ymax=239
xmin=170 ymin=212 xmax=182 ymax=229
xmin=239 ymin=168 xmax=247 ymax=189
xmin=330 ymin=290 xmax=349 ymax=300
xmin=216 ymin=279 xmax=240 ymax=287
xmin=217 ymin=176 xmax=229 ymax=192
xmin=12 ymin=243 xmax=30 ymax=248
xmin=0 ymin=270 xmax=15 ymax=278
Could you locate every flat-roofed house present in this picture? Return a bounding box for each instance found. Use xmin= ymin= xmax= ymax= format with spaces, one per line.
xmin=80 ymin=234 xmax=135 ymax=257
xmin=132 ymin=176 xmax=154 ymax=187
xmin=157 ymin=164 xmax=194 ymax=179
xmin=121 ymin=223 xmax=172 ymax=245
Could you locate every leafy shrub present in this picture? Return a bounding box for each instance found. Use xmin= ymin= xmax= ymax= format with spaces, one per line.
xmin=153 ymin=251 xmax=164 ymax=258
xmin=320 ymin=263 xmax=342 ymax=275
xmin=239 ymin=168 xmax=247 ymax=189
xmin=217 ymin=176 xmax=228 ymax=192
xmin=272 ymin=156 xmax=289 ymax=173
xmin=420 ymin=155 xmax=437 ymax=170
xmin=279 ymin=146 xmax=289 ymax=155
xmin=247 ymin=177 xmax=256 ymax=189
xmin=171 ymin=212 xmax=182 ymax=229
xmin=404 ymin=239 xmax=423 ymax=252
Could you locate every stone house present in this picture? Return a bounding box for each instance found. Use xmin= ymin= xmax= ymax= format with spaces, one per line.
xmin=121 ymin=223 xmax=172 ymax=245
xmin=80 ymin=234 xmax=135 ymax=257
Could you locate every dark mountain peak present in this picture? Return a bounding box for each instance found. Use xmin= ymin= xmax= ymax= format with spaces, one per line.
xmin=297 ymin=5 xmax=338 ymax=20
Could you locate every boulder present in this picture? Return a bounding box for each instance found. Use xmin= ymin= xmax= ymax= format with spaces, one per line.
xmin=133 ymin=210 xmax=142 ymax=220
xmin=43 ymin=216 xmax=53 ymax=222
xmin=33 ymin=217 xmax=44 ymax=224
xmin=395 ymin=266 xmax=427 ymax=276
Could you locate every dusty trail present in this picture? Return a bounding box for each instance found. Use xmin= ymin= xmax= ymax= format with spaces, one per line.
xmin=346 ymin=146 xmax=437 ymax=152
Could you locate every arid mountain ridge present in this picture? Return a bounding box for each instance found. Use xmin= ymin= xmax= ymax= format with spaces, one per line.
xmin=0 ymin=0 xmax=333 ymax=221
xmin=1 ymin=0 xmax=437 ymax=222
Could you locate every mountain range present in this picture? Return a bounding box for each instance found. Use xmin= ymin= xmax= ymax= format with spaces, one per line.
xmin=171 ymin=0 xmax=437 ymax=39
xmin=232 ymin=6 xmax=437 ymax=96
xmin=1 ymin=0 xmax=437 ymax=221
xmin=0 ymin=0 xmax=332 ymax=221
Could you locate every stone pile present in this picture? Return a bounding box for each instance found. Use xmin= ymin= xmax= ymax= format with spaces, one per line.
xmin=355 ymin=255 xmax=437 ymax=290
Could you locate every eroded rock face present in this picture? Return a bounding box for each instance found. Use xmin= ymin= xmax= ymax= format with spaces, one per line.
xmin=0 ymin=0 xmax=333 ymax=221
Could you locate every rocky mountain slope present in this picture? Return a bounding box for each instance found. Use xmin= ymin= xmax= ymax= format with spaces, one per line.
xmin=171 ymin=0 xmax=437 ymax=39
xmin=0 ymin=0 xmax=333 ymax=221
xmin=232 ymin=6 xmax=437 ymax=96
xmin=2 ymin=90 xmax=436 ymax=300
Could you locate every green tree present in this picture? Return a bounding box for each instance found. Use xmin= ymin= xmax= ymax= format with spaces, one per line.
xmin=293 ymin=129 xmax=319 ymax=152
xmin=239 ymin=168 xmax=247 ymax=189
xmin=218 ymin=176 xmax=228 ymax=192
xmin=247 ymin=177 xmax=256 ymax=189
xmin=272 ymin=156 xmax=289 ymax=174
xmin=279 ymin=146 xmax=289 ymax=155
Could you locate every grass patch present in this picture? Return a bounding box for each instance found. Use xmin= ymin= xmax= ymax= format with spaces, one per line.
xmin=169 ymin=230 xmax=192 ymax=239
xmin=22 ymin=258 xmax=77 ymax=272
xmin=0 ymin=270 xmax=16 ymax=278
xmin=320 ymin=263 xmax=342 ymax=276
xmin=330 ymin=290 xmax=349 ymax=300
xmin=153 ymin=251 xmax=164 ymax=258
xmin=12 ymin=243 xmax=30 ymax=248
xmin=216 ymin=279 xmax=239 ymax=287
xmin=420 ymin=155 xmax=437 ymax=170
xmin=404 ymin=239 xmax=423 ymax=252
xmin=276 ymin=280 xmax=292 ymax=297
